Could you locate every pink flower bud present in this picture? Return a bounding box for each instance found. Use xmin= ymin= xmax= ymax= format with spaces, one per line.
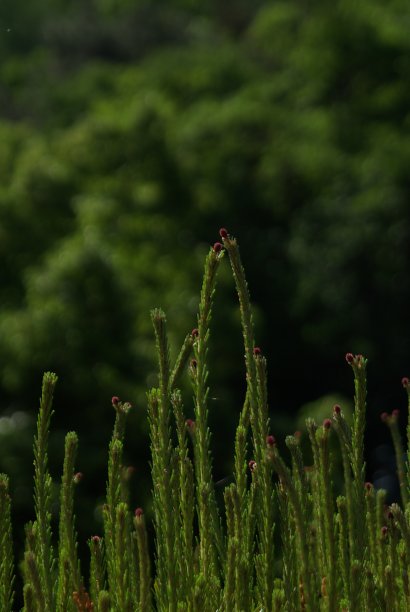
xmin=191 ymin=328 xmax=199 ymax=338
xmin=401 ymin=377 xmax=409 ymax=388
xmin=266 ymin=435 xmax=276 ymax=447
xmin=186 ymin=419 xmax=196 ymax=434
xmin=345 ymin=353 xmax=354 ymax=364
xmin=323 ymin=418 xmax=332 ymax=430
xmin=364 ymin=482 xmax=373 ymax=492
xmin=73 ymin=472 xmax=83 ymax=484
xmin=134 ymin=507 xmax=144 ymax=518
xmin=213 ymin=242 xmax=223 ymax=253
xmin=219 ymin=228 xmax=228 ymax=239
xmin=248 ymin=460 xmax=257 ymax=473
xmin=91 ymin=535 xmax=101 ymax=544
xmin=333 ymin=404 xmax=341 ymax=415
xmin=253 ymin=347 xmax=262 ymax=356
xmin=111 ymin=396 xmax=120 ymax=405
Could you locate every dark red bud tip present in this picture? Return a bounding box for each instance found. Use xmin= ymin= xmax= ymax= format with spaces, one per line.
xmin=248 ymin=460 xmax=257 ymax=473
xmin=111 ymin=396 xmax=120 ymax=405
xmin=333 ymin=404 xmax=341 ymax=415
xmin=380 ymin=412 xmax=389 ymax=423
xmin=392 ymin=409 xmax=400 ymax=418
xmin=365 ymin=482 xmax=373 ymax=492
xmin=91 ymin=535 xmax=101 ymax=543
xmin=401 ymin=376 xmax=409 ymax=388
xmin=219 ymin=228 xmax=228 ymax=239
xmin=266 ymin=435 xmax=276 ymax=447
xmin=345 ymin=353 xmax=354 ymax=364
xmin=134 ymin=507 xmax=144 ymax=518
xmin=381 ymin=526 xmax=388 ymax=537
xmin=190 ymin=358 xmax=197 ymax=369
xmin=213 ymin=242 xmax=223 ymax=253
xmin=191 ymin=328 xmax=199 ymax=338
xmin=253 ymin=347 xmax=262 ymax=356
xmin=323 ymin=418 xmax=332 ymax=430
xmin=73 ymin=472 xmax=83 ymax=484
xmin=186 ymin=419 xmax=195 ymax=433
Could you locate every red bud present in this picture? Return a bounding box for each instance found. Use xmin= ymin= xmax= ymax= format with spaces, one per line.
xmin=219 ymin=228 xmax=228 ymax=239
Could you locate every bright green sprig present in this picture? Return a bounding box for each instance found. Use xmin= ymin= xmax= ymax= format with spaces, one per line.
xmin=190 ymin=245 xmax=224 ymax=596
xmin=133 ymin=510 xmax=152 ymax=612
xmin=170 ymin=390 xmax=195 ymax=607
xmin=0 ymin=474 xmax=14 ymax=612
xmin=88 ymin=536 xmax=106 ymax=610
xmin=56 ymin=431 xmax=82 ymax=612
xmin=169 ymin=332 xmax=194 ymax=392
xmin=32 ymin=371 xmax=58 ymax=611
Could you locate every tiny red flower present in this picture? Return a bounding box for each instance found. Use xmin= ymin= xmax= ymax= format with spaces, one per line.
xmin=73 ymin=472 xmax=83 ymax=484
xmin=333 ymin=404 xmax=341 ymax=415
xmin=111 ymin=396 xmax=120 ymax=405
xmin=219 ymin=228 xmax=228 ymax=239
xmin=186 ymin=419 xmax=196 ymax=434
xmin=253 ymin=347 xmax=262 ymax=356
xmin=91 ymin=535 xmax=101 ymax=544
xmin=266 ymin=435 xmax=276 ymax=447
xmin=364 ymin=482 xmax=373 ymax=492
xmin=134 ymin=507 xmax=144 ymax=518
xmin=248 ymin=460 xmax=257 ymax=473
xmin=401 ymin=376 xmax=409 ymax=388
xmin=323 ymin=418 xmax=332 ymax=430
xmin=345 ymin=353 xmax=354 ymax=364
xmin=190 ymin=358 xmax=198 ymax=369
xmin=213 ymin=242 xmax=223 ymax=253
xmin=191 ymin=328 xmax=199 ymax=338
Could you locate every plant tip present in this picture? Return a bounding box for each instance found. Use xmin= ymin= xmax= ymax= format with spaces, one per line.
xmin=219 ymin=228 xmax=228 ymax=239
xmin=253 ymin=346 xmax=262 ymax=356
xmin=266 ymin=435 xmax=276 ymax=447
xmin=401 ymin=376 xmax=409 ymax=388
xmin=323 ymin=418 xmax=332 ymax=430
xmin=364 ymin=482 xmax=373 ymax=492
xmin=248 ymin=459 xmax=257 ymax=473
xmin=380 ymin=412 xmax=389 ymax=423
xmin=91 ymin=535 xmax=101 ymax=543
xmin=213 ymin=242 xmax=223 ymax=253
xmin=392 ymin=409 xmax=400 ymax=418
xmin=333 ymin=404 xmax=341 ymax=415
xmin=345 ymin=352 xmax=354 ymax=364
xmin=73 ymin=472 xmax=83 ymax=484
xmin=190 ymin=358 xmax=197 ymax=369
xmin=381 ymin=525 xmax=388 ymax=537
xmin=134 ymin=507 xmax=144 ymax=518
xmin=191 ymin=328 xmax=199 ymax=338
xmin=111 ymin=396 xmax=120 ymax=405
xmin=186 ymin=418 xmax=196 ymax=434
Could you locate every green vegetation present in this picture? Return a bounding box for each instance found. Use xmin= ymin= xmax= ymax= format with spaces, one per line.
xmin=1 ymin=233 xmax=410 ymax=610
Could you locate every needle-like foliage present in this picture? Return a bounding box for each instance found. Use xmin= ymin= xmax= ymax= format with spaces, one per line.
xmin=2 ymin=231 xmax=410 ymax=610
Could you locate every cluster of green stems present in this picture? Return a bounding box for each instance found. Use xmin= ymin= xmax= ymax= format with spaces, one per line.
xmin=1 ymin=231 xmax=410 ymax=611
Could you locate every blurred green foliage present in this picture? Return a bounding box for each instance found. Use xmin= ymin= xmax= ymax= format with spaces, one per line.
xmin=1 ymin=0 xmax=410 ymax=565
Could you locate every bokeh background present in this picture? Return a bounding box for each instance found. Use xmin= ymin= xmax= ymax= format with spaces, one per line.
xmin=1 ymin=0 xmax=410 ymax=579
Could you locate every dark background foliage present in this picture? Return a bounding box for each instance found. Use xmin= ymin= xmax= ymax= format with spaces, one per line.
xmin=1 ymin=0 xmax=409 ymax=574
